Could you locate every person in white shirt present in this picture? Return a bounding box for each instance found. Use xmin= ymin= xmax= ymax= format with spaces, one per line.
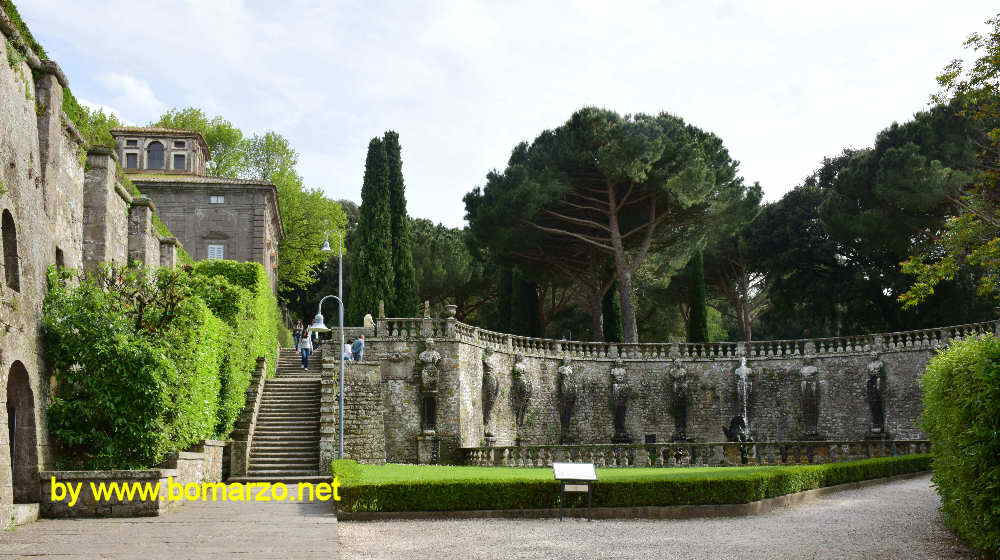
xmin=298 ymin=332 xmax=314 ymax=370
xmin=343 ymin=338 xmax=354 ymax=361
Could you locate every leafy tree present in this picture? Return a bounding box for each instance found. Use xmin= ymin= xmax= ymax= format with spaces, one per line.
xmin=409 ymin=219 xmax=494 ymax=322
xmin=348 ymin=138 xmax=394 ymax=324
xmin=384 ymin=131 xmax=419 ymax=317
xmin=152 ymin=108 xmax=246 ymax=177
xmin=685 ymin=250 xmax=709 ymax=343
xmin=901 ymin=13 xmax=1000 ymax=308
xmin=465 ymin=107 xmax=753 ymax=342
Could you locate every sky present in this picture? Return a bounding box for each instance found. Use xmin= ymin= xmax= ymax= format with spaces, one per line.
xmin=18 ymin=1 xmax=997 ymax=228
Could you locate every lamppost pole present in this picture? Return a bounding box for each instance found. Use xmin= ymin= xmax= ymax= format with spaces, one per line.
xmin=311 ymin=292 xmax=345 ymax=459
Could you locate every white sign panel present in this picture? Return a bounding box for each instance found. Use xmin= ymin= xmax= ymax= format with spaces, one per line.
xmin=552 ymin=462 xmax=597 ymax=481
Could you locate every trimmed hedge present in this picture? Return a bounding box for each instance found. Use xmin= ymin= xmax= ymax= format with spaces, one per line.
xmin=43 ymin=262 xmax=279 ymax=469
xmin=333 ymin=455 xmax=931 ymax=513
xmin=190 ymin=260 xmax=279 ymax=435
xmin=922 ymin=335 xmax=1000 ymax=557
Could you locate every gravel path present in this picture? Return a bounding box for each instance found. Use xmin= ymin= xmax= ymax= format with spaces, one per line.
xmin=0 ymin=484 xmax=337 ymax=559
xmin=337 ymin=474 xmax=973 ymax=560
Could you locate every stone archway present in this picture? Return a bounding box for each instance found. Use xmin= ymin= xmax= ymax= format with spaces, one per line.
xmin=5 ymin=361 xmax=38 ymax=503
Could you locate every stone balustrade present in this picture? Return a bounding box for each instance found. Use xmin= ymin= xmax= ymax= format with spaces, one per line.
xmin=381 ymin=318 xmax=999 ymax=360
xmin=463 ymin=440 xmax=931 ymax=468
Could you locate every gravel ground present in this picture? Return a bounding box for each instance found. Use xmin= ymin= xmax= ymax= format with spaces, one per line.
xmin=337 ymin=474 xmax=973 ymax=560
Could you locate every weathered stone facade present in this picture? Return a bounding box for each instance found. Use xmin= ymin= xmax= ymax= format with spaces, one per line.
xmin=332 ymin=318 xmax=996 ymax=465
xmin=0 ymin=14 xmax=190 ymax=525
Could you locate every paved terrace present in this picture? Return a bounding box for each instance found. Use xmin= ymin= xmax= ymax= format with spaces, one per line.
xmin=0 ymin=484 xmax=336 ymax=559
xmin=338 ymin=475 xmax=974 ymax=560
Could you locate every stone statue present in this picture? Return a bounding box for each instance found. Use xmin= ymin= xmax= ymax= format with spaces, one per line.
xmin=481 ymin=349 xmax=500 ymax=430
xmin=417 ymin=338 xmax=441 ymax=392
xmin=556 ymin=357 xmax=576 ymax=443
xmin=378 ymin=300 xmax=385 ymax=319
xmin=723 ymin=358 xmax=754 ymax=447
xmin=510 ymin=354 xmax=533 ymax=428
xmin=799 ymin=357 xmax=821 ymax=439
xmin=423 ymin=300 xmax=431 ymax=319
xmin=667 ymin=359 xmax=690 ymax=441
xmin=610 ymin=359 xmax=632 ymax=443
xmin=866 ymin=351 xmax=886 ymax=436
xmin=363 ymin=313 xmax=374 ymax=329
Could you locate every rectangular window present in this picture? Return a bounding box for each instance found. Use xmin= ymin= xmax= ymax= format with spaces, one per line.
xmin=126 ymin=139 xmax=138 ymax=146
xmin=174 ymin=140 xmax=186 ymax=148
xmin=207 ymin=244 xmax=224 ymax=259
xmin=125 ymin=153 xmax=138 ymax=169
xmin=209 ymin=195 xmax=225 ymax=204
xmin=173 ymin=154 xmax=186 ymax=171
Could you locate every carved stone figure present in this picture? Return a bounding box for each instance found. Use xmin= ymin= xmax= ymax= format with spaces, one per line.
xmin=723 ymin=415 xmax=751 ymax=443
xmin=667 ymin=359 xmax=690 ymax=441
xmin=423 ymin=300 xmax=431 ymax=318
xmin=866 ymin=351 xmax=886 ymax=436
xmin=378 ymin=300 xmax=385 ymax=318
xmin=417 ymin=338 xmax=441 ymax=392
xmin=556 ymin=358 xmax=576 ymax=443
xmin=481 ymin=349 xmax=500 ymax=430
xmin=510 ymin=354 xmax=533 ymax=428
xmin=363 ymin=313 xmax=374 ymax=328
xmin=734 ymin=357 xmax=752 ymax=423
xmin=610 ymin=359 xmax=632 ymax=443
xmin=799 ymin=357 xmax=821 ymax=439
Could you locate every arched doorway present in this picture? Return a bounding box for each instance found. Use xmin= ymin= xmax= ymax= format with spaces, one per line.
xmin=5 ymin=362 xmax=38 ymax=503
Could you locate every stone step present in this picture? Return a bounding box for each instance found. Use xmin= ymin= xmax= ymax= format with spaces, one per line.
xmin=258 ymin=407 xmax=319 ymax=413
xmin=256 ymin=415 xmax=320 ymax=421
xmin=227 ymin=475 xmax=329 ymax=484
xmin=251 ymin=446 xmax=318 ymax=453
xmin=247 ymin=469 xmax=323 ymax=477
xmin=253 ymin=434 xmax=319 ymax=442
xmin=251 ymin=453 xmax=319 ymax=460
xmin=251 ymin=458 xmax=318 ymax=466
xmin=255 ymin=421 xmax=319 ymax=427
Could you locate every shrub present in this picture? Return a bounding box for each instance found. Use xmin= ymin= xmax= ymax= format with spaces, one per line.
xmin=191 ymin=260 xmax=279 ymax=435
xmin=922 ymin=335 xmax=1000 ymax=556
xmin=333 ymin=455 xmax=930 ymax=513
xmin=43 ymin=262 xmax=280 ymax=469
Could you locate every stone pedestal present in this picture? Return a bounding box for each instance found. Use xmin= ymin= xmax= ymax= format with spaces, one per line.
xmin=417 ymin=430 xmax=440 ymax=464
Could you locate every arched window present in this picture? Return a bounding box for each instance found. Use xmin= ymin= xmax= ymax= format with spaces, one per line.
xmin=3 ymin=209 xmax=20 ymax=292
xmin=146 ymin=141 xmax=165 ymax=170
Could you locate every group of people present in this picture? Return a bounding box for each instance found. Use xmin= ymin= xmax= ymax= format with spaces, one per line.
xmin=292 ymin=320 xmax=365 ymax=370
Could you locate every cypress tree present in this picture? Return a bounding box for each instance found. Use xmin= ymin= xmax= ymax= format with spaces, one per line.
xmin=602 ymin=281 xmax=624 ymax=343
xmin=348 ymin=138 xmax=394 ymax=325
xmin=686 ymin=250 xmax=709 ymax=343
xmin=383 ymin=131 xmax=419 ymax=317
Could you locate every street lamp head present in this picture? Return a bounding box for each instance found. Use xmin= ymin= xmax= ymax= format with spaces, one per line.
xmin=309 ymin=313 xmax=331 ymax=332
xmin=321 ymin=238 xmax=332 ymax=252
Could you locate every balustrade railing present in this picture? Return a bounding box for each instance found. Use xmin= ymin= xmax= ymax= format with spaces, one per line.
xmin=463 ymin=440 xmax=931 ymax=468
xmin=372 ymin=315 xmax=999 ymax=361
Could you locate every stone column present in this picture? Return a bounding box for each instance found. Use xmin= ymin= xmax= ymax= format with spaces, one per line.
xmin=159 ymin=237 xmax=178 ymax=268
xmin=319 ymin=355 xmax=339 ymax=468
xmin=128 ymin=196 xmax=157 ymax=267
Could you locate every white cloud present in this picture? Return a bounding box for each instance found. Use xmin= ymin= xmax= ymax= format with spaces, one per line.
xmin=16 ymin=0 xmax=999 ymax=226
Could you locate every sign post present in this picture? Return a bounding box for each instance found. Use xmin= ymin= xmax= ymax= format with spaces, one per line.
xmin=552 ymin=462 xmax=597 ymax=521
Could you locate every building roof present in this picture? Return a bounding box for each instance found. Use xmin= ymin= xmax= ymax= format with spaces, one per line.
xmin=109 ymin=127 xmax=211 ymax=159
xmin=128 ymin=173 xmax=274 ymax=186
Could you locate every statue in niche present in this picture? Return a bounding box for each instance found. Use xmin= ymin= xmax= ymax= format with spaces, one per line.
xmin=799 ymin=357 xmax=822 ymax=439
xmin=510 ymin=353 xmax=533 ymax=428
xmin=416 ymin=338 xmax=441 ymax=392
xmin=610 ymin=359 xmax=632 ymax=443
xmin=723 ymin=358 xmax=754 ymax=447
xmin=423 ymin=300 xmax=431 ymax=318
xmin=481 ymin=349 xmax=500 ymax=432
xmin=667 ymin=359 xmax=690 ymax=442
xmin=556 ymin=358 xmax=577 ymax=443
xmin=866 ymin=351 xmax=887 ymax=437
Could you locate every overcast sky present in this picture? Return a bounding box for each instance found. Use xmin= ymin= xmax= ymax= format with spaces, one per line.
xmin=20 ymin=1 xmax=996 ymax=227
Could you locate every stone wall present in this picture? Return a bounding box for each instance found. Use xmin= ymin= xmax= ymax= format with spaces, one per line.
xmin=321 ymin=359 xmax=386 ymax=467
xmin=38 ymin=439 xmax=226 ymax=518
xmin=345 ymin=318 xmax=998 ymax=465
xmin=0 ymin=12 xmax=188 ymax=525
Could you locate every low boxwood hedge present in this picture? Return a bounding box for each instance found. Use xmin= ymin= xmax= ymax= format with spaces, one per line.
xmin=333 ymin=454 xmax=930 ymax=513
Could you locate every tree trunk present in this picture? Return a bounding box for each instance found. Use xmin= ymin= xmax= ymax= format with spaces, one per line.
xmin=590 ymin=293 xmax=604 ymax=341
xmin=617 ymin=267 xmax=639 ymax=343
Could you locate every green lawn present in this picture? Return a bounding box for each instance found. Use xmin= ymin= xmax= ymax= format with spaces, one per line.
xmin=345 ymin=463 xmax=776 ymax=484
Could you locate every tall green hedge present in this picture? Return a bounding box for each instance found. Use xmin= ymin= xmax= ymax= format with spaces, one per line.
xmin=190 ymin=260 xmax=279 ymax=434
xmin=42 ymin=262 xmax=278 ymax=469
xmin=922 ymin=335 xmax=1000 ymax=556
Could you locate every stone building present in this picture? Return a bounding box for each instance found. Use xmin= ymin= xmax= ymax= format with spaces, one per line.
xmin=111 ymin=127 xmax=283 ymax=289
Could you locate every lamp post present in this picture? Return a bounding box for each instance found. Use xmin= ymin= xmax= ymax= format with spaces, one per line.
xmin=312 ymin=233 xmax=346 ymax=458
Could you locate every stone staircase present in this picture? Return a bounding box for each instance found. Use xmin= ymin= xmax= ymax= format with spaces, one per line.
xmin=242 ymin=348 xmax=326 ymax=483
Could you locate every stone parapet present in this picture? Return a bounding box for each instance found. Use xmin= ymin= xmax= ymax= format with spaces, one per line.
xmin=227 ymin=357 xmax=267 ymax=478
xmin=464 ymin=439 xmax=931 ymax=468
